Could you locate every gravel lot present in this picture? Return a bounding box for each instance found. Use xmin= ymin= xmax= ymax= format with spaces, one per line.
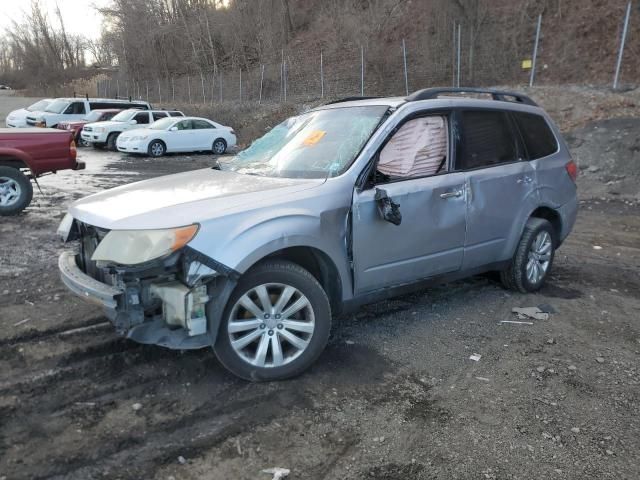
xmin=0 ymin=95 xmax=639 ymax=480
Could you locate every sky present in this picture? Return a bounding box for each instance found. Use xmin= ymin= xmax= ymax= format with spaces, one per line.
xmin=0 ymin=0 xmax=109 ymax=39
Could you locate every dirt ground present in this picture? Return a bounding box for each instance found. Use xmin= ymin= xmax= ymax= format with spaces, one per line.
xmin=1 ymin=90 xmax=639 ymax=480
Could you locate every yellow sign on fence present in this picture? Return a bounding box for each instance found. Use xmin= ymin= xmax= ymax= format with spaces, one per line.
xmin=522 ymin=59 xmax=533 ymax=69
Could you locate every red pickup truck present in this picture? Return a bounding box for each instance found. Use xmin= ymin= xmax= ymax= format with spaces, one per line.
xmin=0 ymin=128 xmax=85 ymax=215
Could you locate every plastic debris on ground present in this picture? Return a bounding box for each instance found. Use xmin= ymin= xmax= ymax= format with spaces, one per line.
xmin=262 ymin=467 xmax=290 ymax=480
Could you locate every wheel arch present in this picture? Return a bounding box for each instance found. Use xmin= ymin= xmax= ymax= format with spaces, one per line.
xmin=252 ymin=246 xmax=344 ymax=315
xmin=0 ymin=149 xmax=35 ymax=175
xmin=529 ymin=206 xmax=562 ymax=245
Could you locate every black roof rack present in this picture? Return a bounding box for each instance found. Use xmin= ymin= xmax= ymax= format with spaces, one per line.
xmin=324 ymin=96 xmax=381 ymax=105
xmin=406 ymin=87 xmax=537 ymax=107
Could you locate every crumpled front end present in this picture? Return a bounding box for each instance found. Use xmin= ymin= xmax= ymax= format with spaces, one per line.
xmin=58 ymin=218 xmax=237 ymax=350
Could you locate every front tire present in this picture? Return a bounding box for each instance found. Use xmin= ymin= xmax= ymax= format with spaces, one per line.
xmin=0 ymin=167 xmax=33 ymax=216
xmin=106 ymin=133 xmax=119 ymax=151
xmin=214 ymin=260 xmax=331 ymax=381
xmin=501 ymin=217 xmax=556 ymax=293
xmin=148 ymin=140 xmax=166 ymax=157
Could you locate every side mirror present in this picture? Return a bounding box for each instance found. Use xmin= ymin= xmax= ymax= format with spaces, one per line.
xmin=169 ymin=126 xmax=178 ymax=131
xmin=129 ymin=119 xmax=137 ymax=125
xmin=374 ymin=188 xmax=402 ymax=226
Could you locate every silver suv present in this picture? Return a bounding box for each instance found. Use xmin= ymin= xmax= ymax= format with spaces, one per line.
xmin=58 ymin=88 xmax=578 ymax=381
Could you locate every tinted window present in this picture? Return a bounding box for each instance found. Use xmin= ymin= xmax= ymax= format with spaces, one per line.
xmin=168 ymin=111 xmax=184 ymax=117
xmin=133 ymin=112 xmax=149 ymax=124
xmin=152 ymin=111 xmax=168 ymax=121
xmin=513 ymin=112 xmax=558 ymax=159
xmin=193 ymin=119 xmax=213 ymax=129
xmin=68 ymin=102 xmax=86 ymax=114
xmin=456 ymin=110 xmax=517 ymax=170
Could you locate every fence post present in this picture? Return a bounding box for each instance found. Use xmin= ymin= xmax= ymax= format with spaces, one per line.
xmin=280 ymin=50 xmax=284 ymax=102
xmin=239 ymin=69 xmax=242 ymax=102
xmin=116 ymin=79 xmax=120 ymax=98
xmin=456 ymin=23 xmax=461 ymax=87
xmin=283 ymin=59 xmax=288 ymax=102
xmin=320 ymin=50 xmax=324 ymax=99
xmin=402 ymin=39 xmax=409 ymax=95
xmin=530 ymin=14 xmax=542 ymax=87
xmin=259 ymin=64 xmax=265 ymax=104
xmin=201 ymin=73 xmax=206 ymax=103
xmin=157 ymin=78 xmax=162 ymax=104
xmin=219 ymin=73 xmax=223 ymax=102
xmin=145 ymin=81 xmax=149 ymax=102
xmin=187 ymin=75 xmax=191 ymax=104
xmin=452 ymin=22 xmax=456 ymax=86
xmin=171 ymin=77 xmax=175 ymax=103
xmin=360 ymin=45 xmax=364 ymax=96
xmin=613 ymin=1 xmax=632 ymax=89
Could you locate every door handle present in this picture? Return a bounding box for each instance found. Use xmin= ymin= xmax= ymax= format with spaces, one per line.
xmin=517 ymin=176 xmax=533 ymax=184
xmin=440 ymin=190 xmax=463 ymax=199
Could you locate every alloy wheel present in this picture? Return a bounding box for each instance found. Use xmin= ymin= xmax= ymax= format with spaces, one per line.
xmin=227 ymin=283 xmax=315 ymax=368
xmin=526 ymin=230 xmax=552 ymax=284
xmin=0 ymin=177 xmax=21 ymax=207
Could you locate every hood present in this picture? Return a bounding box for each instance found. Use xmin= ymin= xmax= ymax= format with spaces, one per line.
xmin=26 ymin=110 xmax=47 ymax=119
xmin=118 ymin=127 xmax=151 ymax=139
xmin=84 ymin=120 xmax=127 ymax=129
xmin=59 ymin=120 xmax=86 ymax=127
xmin=69 ymin=168 xmax=324 ymax=230
xmin=7 ymin=108 xmax=28 ymax=120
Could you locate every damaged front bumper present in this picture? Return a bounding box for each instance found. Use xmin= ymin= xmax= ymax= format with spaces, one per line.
xmin=58 ymin=249 xmax=235 ymax=350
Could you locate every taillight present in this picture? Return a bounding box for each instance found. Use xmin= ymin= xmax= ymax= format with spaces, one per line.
xmin=70 ymin=139 xmax=77 ymax=160
xmin=565 ymin=160 xmax=578 ymax=183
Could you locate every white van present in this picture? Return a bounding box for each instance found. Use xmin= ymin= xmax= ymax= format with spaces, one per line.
xmin=26 ymin=98 xmax=152 ymax=128
xmin=5 ymin=99 xmax=53 ymax=127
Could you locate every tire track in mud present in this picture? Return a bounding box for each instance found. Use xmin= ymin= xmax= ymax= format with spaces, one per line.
xmin=0 ymin=316 xmax=110 ymax=347
xmin=23 ymin=387 xmax=312 ymax=480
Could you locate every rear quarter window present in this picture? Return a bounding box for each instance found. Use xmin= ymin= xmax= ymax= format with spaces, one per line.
xmin=513 ymin=112 xmax=558 ymax=159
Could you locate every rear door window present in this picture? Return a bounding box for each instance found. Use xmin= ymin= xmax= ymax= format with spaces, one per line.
xmin=168 ymin=111 xmax=184 ymax=117
xmin=456 ymin=110 xmax=518 ymax=170
xmin=193 ymin=119 xmax=214 ymax=129
xmin=513 ymin=112 xmax=558 ymax=159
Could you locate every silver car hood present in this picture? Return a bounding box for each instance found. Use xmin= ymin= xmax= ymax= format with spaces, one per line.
xmin=69 ymin=168 xmax=324 ymax=230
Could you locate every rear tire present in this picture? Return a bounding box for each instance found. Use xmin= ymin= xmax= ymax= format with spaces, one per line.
xmin=500 ymin=218 xmax=556 ymax=293
xmin=106 ymin=133 xmax=119 ymax=151
xmin=214 ymin=260 xmax=331 ymax=381
xmin=0 ymin=167 xmax=33 ymax=216
xmin=212 ymin=138 xmax=227 ymax=155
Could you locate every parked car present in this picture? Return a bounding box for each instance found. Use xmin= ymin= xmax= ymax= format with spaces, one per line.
xmin=0 ymin=85 xmax=11 ymax=90
xmin=116 ymin=116 xmax=235 ymax=157
xmin=58 ymin=88 xmax=578 ymax=381
xmin=82 ymin=109 xmax=184 ymax=150
xmin=26 ymin=98 xmax=151 ymax=128
xmin=5 ymin=99 xmax=54 ymax=128
xmin=57 ymin=109 xmax=122 ymax=146
xmin=0 ymin=128 xmax=84 ymax=215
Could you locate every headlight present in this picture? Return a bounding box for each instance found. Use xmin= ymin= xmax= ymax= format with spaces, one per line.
xmin=93 ymin=127 xmax=105 ymax=133
xmin=91 ymin=225 xmax=199 ymax=265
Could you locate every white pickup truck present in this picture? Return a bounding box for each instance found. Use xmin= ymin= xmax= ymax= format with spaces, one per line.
xmin=81 ymin=109 xmax=184 ymax=150
xmin=26 ymin=98 xmax=151 ymax=128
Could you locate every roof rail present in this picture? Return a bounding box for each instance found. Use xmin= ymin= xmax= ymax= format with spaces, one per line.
xmin=324 ymin=96 xmax=381 ymax=105
xmin=406 ymin=87 xmax=538 ymax=106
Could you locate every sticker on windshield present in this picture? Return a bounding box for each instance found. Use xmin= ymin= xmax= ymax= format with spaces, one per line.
xmin=303 ymin=130 xmax=326 ymax=146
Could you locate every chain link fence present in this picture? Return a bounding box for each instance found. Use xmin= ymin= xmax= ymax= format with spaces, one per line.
xmin=81 ymin=2 xmax=637 ymax=107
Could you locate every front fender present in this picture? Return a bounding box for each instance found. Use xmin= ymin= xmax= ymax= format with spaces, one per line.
xmin=188 ymin=206 xmax=353 ymax=300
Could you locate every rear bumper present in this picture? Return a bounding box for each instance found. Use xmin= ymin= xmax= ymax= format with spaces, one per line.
xmin=58 ymin=251 xmax=122 ymax=310
xmin=74 ymin=161 xmax=86 ymax=170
